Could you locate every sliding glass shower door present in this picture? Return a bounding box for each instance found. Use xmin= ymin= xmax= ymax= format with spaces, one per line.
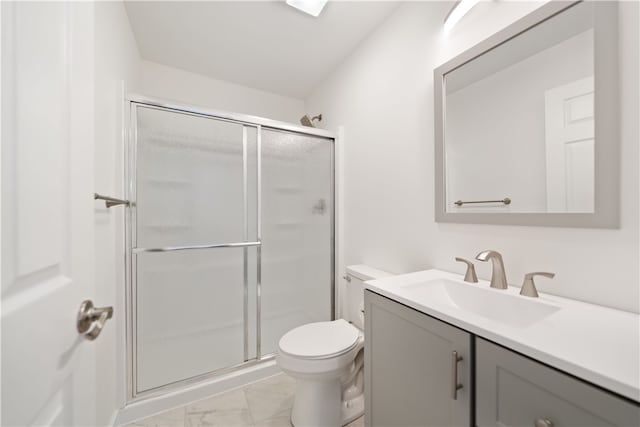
xmin=128 ymin=102 xmax=334 ymax=397
xmin=260 ymin=129 xmax=333 ymax=356
xmin=132 ymin=106 xmax=258 ymax=392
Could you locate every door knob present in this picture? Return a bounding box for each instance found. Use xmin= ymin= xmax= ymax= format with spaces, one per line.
xmin=77 ymin=300 xmax=113 ymax=341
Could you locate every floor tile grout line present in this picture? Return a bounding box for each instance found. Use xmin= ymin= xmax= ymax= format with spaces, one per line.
xmin=130 ymin=373 xmax=296 ymax=427
xmin=242 ymin=383 xmax=257 ymax=427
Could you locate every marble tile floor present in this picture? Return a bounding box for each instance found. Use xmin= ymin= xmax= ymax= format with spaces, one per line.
xmin=125 ymin=373 xmax=364 ymax=427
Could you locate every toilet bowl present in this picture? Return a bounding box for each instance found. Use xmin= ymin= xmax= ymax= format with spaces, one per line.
xmin=276 ymin=265 xmax=392 ymax=427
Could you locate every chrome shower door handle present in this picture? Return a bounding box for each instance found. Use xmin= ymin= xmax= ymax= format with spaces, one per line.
xmin=94 ymin=193 xmax=130 ymax=208
xmin=77 ymin=300 xmax=113 ymax=341
xmin=451 ymin=350 xmax=463 ymax=400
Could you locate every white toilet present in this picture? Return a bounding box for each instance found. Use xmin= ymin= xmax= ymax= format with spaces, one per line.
xmin=277 ymin=265 xmax=392 ymax=427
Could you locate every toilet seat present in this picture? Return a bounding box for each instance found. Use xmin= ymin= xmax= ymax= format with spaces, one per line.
xmin=278 ymin=319 xmax=359 ymax=360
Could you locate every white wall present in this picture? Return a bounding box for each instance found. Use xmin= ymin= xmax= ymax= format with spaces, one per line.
xmin=306 ymin=1 xmax=639 ymax=313
xmin=139 ymin=60 xmax=305 ymax=124
xmin=94 ymin=1 xmax=140 ymax=423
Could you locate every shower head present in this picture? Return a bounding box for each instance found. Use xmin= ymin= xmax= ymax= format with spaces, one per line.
xmin=300 ymin=114 xmax=323 ymax=127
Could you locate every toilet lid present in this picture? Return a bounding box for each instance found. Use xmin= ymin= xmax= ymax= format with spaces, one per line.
xmin=279 ymin=319 xmax=360 ymax=359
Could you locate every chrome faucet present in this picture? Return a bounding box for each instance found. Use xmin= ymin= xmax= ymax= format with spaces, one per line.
xmin=520 ymin=272 xmax=555 ymax=297
xmin=455 ymin=257 xmax=478 ymax=283
xmin=475 ymin=250 xmax=508 ymax=289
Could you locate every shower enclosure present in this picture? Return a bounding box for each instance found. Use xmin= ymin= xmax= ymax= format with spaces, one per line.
xmin=125 ymin=97 xmax=335 ymax=399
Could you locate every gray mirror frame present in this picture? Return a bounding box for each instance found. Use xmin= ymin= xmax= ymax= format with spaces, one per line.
xmin=434 ymin=1 xmax=619 ymax=228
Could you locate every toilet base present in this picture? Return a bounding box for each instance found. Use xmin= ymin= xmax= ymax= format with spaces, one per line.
xmin=289 ymin=378 xmax=365 ymax=427
xmin=341 ymin=393 xmax=364 ymax=425
xmin=341 ymin=360 xmax=365 ymax=425
xmin=291 ymin=378 xmax=342 ymax=427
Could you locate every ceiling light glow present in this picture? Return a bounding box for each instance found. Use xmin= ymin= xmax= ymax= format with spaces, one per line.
xmin=444 ymin=0 xmax=481 ymax=33
xmin=286 ymin=0 xmax=328 ymax=18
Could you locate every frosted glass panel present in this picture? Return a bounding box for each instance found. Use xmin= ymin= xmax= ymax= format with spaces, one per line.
xmin=136 ymin=248 xmax=252 ymax=392
xmin=135 ymin=106 xmax=253 ymax=248
xmin=260 ymin=129 xmax=333 ymax=356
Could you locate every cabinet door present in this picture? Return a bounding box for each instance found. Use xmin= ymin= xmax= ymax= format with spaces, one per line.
xmin=364 ymin=290 xmax=472 ymax=427
xmin=476 ymin=338 xmax=640 ymax=427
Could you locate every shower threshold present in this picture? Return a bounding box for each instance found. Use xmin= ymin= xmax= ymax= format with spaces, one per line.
xmin=116 ymin=355 xmax=280 ymax=426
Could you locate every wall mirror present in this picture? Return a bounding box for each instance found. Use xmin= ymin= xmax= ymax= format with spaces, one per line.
xmin=434 ymin=1 xmax=619 ymax=228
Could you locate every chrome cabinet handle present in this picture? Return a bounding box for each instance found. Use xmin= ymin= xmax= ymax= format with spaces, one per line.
xmin=534 ymin=418 xmax=554 ymax=427
xmin=451 ymin=350 xmax=463 ymax=399
xmin=77 ymin=300 xmax=113 ymax=341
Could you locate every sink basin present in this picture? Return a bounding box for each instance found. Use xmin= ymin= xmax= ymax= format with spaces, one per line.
xmin=402 ymin=278 xmax=561 ymax=328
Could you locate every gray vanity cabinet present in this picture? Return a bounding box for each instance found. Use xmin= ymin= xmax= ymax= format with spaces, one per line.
xmin=364 ymin=290 xmax=472 ymax=427
xmin=476 ymin=338 xmax=640 ymax=427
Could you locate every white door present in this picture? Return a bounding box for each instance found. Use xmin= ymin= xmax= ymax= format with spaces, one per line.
xmin=544 ymin=76 xmax=595 ymax=213
xmin=2 ymin=2 xmax=99 ymax=425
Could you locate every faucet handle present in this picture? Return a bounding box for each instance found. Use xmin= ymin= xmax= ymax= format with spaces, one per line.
xmin=520 ymin=272 xmax=555 ymax=298
xmin=455 ymin=257 xmax=478 ymax=283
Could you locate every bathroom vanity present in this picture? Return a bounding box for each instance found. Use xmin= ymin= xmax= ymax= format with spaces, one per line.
xmin=363 ymin=270 xmax=640 ymax=427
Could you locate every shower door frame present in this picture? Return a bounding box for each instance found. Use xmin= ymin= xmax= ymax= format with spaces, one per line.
xmin=123 ymin=95 xmax=336 ymax=402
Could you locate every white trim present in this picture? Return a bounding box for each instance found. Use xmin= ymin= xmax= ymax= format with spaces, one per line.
xmin=115 ymin=79 xmax=129 ymax=414
xmin=335 ymin=126 xmax=346 ymax=319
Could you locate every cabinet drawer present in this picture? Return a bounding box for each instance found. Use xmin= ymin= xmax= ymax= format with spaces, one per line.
xmin=476 ymin=338 xmax=639 ymax=427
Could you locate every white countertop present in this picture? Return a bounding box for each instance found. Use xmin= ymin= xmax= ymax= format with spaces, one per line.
xmin=365 ymin=269 xmax=640 ymax=403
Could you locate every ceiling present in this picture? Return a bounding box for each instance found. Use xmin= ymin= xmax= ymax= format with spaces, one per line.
xmin=124 ymin=1 xmax=401 ymax=99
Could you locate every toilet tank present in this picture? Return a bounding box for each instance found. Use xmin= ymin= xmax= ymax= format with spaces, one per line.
xmin=345 ymin=265 xmax=393 ymax=330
